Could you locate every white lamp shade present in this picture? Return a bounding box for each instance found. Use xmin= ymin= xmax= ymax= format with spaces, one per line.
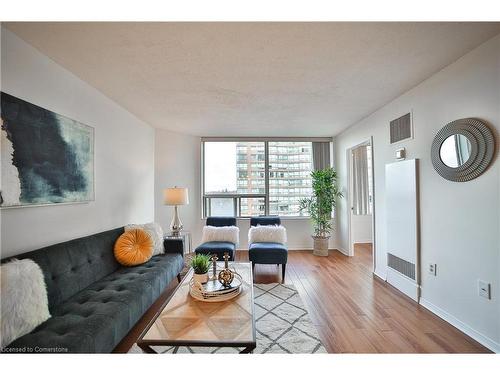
xmin=163 ymin=187 xmax=189 ymax=205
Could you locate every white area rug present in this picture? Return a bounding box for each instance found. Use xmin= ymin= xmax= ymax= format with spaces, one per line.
xmin=129 ymin=283 xmax=326 ymax=354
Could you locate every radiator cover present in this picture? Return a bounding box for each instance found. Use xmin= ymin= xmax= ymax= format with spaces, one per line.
xmin=387 ymin=252 xmax=416 ymax=280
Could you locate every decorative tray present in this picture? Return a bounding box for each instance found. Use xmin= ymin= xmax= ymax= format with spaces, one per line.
xmin=189 ymin=271 xmax=243 ymax=302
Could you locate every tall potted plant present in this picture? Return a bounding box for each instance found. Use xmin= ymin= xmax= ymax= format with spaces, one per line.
xmin=299 ymin=167 xmax=343 ymax=256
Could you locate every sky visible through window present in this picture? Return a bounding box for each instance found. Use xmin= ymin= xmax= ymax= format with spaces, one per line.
xmin=204 ymin=141 xmax=315 ymax=216
xmin=204 ymin=142 xmax=237 ymax=193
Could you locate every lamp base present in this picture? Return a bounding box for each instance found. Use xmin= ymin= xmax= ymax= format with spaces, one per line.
xmin=170 ymin=205 xmax=183 ymax=236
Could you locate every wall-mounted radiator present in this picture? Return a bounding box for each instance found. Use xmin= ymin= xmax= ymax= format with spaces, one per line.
xmin=385 ymin=159 xmax=420 ymax=301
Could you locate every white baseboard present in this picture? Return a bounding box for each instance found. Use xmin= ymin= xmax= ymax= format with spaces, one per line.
xmin=353 ymin=240 xmax=373 ymax=244
xmin=373 ymin=270 xmax=386 ymax=281
xmin=335 ymin=247 xmax=349 ymax=256
xmin=420 ymin=298 xmax=500 ymax=353
xmin=386 ymin=268 xmax=419 ymax=301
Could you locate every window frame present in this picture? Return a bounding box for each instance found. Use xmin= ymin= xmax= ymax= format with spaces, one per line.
xmin=201 ymin=137 xmax=332 ymax=219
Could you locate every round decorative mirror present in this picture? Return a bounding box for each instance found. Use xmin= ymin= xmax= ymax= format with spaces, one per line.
xmin=431 ymin=118 xmax=495 ymax=182
xmin=439 ymin=134 xmax=472 ymax=168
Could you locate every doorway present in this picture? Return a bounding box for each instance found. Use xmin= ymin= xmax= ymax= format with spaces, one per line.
xmin=347 ymin=138 xmax=375 ymax=272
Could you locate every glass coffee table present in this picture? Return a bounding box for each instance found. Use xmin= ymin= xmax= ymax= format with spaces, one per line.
xmin=137 ymin=262 xmax=256 ymax=354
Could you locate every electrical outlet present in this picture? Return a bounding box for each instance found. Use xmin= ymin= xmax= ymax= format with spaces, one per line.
xmin=478 ymin=280 xmax=491 ymax=300
xmin=428 ymin=263 xmax=437 ymax=276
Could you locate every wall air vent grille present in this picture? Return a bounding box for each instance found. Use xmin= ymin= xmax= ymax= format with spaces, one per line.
xmin=390 ymin=112 xmax=412 ymax=144
xmin=387 ymin=253 xmax=416 ymax=280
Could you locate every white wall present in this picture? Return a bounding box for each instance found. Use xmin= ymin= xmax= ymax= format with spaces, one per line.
xmin=351 ymin=214 xmax=373 ymax=244
xmin=335 ymin=34 xmax=500 ymax=351
xmin=0 ymin=28 xmax=155 ymax=258
xmin=154 ymin=129 xmax=338 ymax=250
xmin=154 ymin=129 xmax=204 ymax=246
xmin=236 ymin=218 xmax=336 ymax=250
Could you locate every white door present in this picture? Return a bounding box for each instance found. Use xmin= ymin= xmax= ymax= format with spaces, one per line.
xmin=350 ymin=143 xmax=374 ymax=246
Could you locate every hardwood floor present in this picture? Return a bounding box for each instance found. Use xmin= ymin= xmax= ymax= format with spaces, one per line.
xmin=114 ymin=245 xmax=490 ymax=353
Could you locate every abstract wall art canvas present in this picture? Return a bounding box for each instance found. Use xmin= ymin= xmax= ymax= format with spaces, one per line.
xmin=1 ymin=92 xmax=94 ymax=208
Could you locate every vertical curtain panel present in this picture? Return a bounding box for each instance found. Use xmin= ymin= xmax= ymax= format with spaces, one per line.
xmin=352 ymin=145 xmax=370 ymax=215
xmin=312 ymin=142 xmax=331 ymax=170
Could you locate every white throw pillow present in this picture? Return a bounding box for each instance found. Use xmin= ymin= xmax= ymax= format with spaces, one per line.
xmin=0 ymin=259 xmax=51 ymax=348
xmin=201 ymin=226 xmax=239 ymax=245
xmin=248 ymin=225 xmax=287 ymax=245
xmin=126 ymin=222 xmax=164 ymax=256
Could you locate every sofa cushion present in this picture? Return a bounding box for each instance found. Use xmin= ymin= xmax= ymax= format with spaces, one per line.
xmin=2 ymin=228 xmax=124 ymax=312
xmin=249 ymin=242 xmax=288 ymax=264
xmin=6 ymin=253 xmax=184 ymax=353
xmin=195 ymin=241 xmax=235 ymax=260
xmin=105 ymin=253 xmax=184 ymax=312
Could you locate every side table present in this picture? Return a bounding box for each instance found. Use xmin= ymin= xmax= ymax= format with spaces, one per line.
xmin=164 ymin=231 xmax=193 ymax=276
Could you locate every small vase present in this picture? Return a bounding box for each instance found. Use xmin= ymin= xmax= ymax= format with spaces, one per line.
xmin=193 ymin=272 xmax=209 ymax=284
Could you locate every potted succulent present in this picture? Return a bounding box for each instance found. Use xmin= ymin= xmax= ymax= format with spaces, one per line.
xmin=299 ymin=167 xmax=343 ymax=256
xmin=191 ymin=254 xmax=211 ymax=283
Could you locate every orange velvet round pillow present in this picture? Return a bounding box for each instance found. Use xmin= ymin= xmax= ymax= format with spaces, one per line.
xmin=114 ymin=229 xmax=153 ymax=266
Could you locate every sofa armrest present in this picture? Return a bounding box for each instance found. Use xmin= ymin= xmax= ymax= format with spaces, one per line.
xmin=163 ymin=237 xmax=184 ymax=257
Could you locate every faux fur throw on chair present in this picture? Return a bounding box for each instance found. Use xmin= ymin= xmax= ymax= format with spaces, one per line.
xmin=0 ymin=259 xmax=51 ymax=348
xmin=201 ymin=225 xmax=240 ymax=245
xmin=248 ymin=225 xmax=287 ymax=245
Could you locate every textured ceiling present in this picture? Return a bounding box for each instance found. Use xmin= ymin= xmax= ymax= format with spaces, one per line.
xmin=5 ymin=22 xmax=500 ymax=136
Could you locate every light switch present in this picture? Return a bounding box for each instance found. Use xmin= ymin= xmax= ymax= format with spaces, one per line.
xmin=396 ymin=148 xmax=406 ymax=160
xmin=478 ymin=280 xmax=491 ymax=300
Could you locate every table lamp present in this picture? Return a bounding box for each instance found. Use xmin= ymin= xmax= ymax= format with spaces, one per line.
xmin=163 ymin=187 xmax=189 ymax=236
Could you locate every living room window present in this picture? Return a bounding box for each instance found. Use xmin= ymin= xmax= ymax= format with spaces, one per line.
xmin=202 ymin=138 xmax=331 ymax=218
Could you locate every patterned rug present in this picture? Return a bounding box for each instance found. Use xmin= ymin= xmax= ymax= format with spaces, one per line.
xmin=129 ymin=283 xmax=326 ymax=354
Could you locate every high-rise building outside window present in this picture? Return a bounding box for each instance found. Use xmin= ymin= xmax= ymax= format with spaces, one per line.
xmin=202 ymin=139 xmax=329 ymax=217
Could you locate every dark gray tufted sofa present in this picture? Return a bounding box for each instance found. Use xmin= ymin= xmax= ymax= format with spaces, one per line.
xmin=1 ymin=227 xmax=184 ymax=353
